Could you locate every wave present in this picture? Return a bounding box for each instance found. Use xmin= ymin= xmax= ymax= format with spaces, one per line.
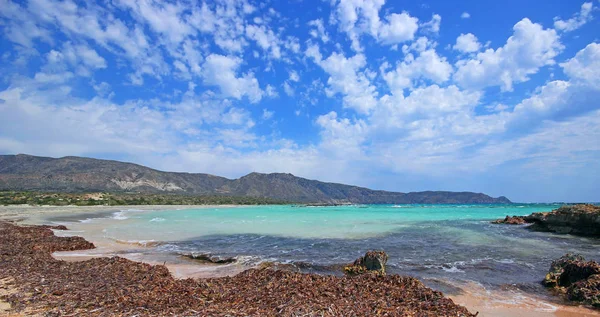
xmin=150 ymin=217 xmax=166 ymax=222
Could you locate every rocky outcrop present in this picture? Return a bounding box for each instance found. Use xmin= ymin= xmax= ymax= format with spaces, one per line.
xmin=526 ymin=205 xmax=600 ymax=236
xmin=491 ymin=215 xmax=527 ymax=225
xmin=544 ymin=254 xmax=600 ymax=308
xmin=344 ymin=251 xmax=388 ymax=276
xmin=492 ymin=204 xmax=600 ymax=237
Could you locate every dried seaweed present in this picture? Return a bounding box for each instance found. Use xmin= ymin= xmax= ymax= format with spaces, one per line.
xmin=0 ymin=221 xmax=476 ymax=316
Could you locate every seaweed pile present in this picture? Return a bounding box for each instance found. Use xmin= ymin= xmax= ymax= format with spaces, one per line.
xmin=0 ymin=221 xmax=475 ymax=316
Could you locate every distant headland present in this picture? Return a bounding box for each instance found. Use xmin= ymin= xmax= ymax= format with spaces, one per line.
xmin=0 ymin=154 xmax=511 ymax=204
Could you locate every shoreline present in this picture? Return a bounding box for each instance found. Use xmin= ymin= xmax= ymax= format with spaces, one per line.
xmin=2 ymin=206 xmax=599 ymax=316
xmin=0 ymin=221 xmax=476 ymax=316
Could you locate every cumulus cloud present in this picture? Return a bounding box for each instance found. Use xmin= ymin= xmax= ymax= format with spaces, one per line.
xmin=453 ymin=33 xmax=481 ymax=53
xmin=461 ymin=12 xmax=470 ymax=19
xmin=383 ymin=49 xmax=453 ymax=92
xmin=313 ymin=52 xmax=378 ymax=114
xmin=454 ymin=18 xmax=563 ymax=91
xmin=560 ymin=42 xmax=600 ymax=87
xmin=202 ymin=54 xmax=263 ymax=103
xmin=331 ymin=0 xmax=419 ymax=50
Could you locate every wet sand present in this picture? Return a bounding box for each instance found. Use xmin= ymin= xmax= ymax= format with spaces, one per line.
xmin=2 ymin=205 xmax=599 ymax=316
xmin=448 ymin=281 xmax=600 ymax=317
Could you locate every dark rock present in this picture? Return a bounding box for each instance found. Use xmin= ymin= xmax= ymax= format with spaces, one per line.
xmin=527 ymin=204 xmax=600 ymax=237
xmin=495 ymin=204 xmax=600 ymax=237
xmin=491 ymin=215 xmax=528 ymax=225
xmin=543 ymin=254 xmax=586 ymax=287
xmin=559 ymin=261 xmax=600 ymax=287
xmin=568 ymin=274 xmax=600 ymax=307
xmin=181 ymin=253 xmax=236 ymax=264
xmin=344 ymin=250 xmax=388 ymax=276
xmin=544 ymin=254 xmax=600 ymax=309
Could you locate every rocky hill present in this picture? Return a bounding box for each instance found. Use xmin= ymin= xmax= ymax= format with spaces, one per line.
xmin=0 ymin=154 xmax=511 ymax=204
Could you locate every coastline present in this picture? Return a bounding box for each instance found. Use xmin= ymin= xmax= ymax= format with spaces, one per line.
xmin=0 ymin=221 xmax=476 ymax=316
xmin=0 ymin=204 xmax=247 ymax=222
xmin=2 ymin=206 xmax=599 ymax=316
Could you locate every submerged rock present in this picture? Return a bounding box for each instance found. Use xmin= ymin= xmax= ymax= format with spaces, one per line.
xmin=493 ymin=204 xmax=600 ymax=237
xmin=344 ymin=250 xmax=388 ymax=276
xmin=544 ymin=254 xmax=600 ymax=309
xmin=181 ymin=253 xmax=236 ymax=264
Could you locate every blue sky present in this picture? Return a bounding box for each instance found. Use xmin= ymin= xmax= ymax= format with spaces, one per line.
xmin=0 ymin=0 xmax=599 ymax=202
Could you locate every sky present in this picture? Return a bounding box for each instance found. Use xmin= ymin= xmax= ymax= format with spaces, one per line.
xmin=0 ymin=0 xmax=599 ymax=203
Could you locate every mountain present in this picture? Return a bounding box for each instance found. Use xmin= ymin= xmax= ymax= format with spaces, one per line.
xmin=0 ymin=154 xmax=511 ymax=204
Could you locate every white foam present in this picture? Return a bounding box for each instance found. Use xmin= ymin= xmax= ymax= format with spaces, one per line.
xmin=112 ymin=211 xmax=128 ymax=220
xmin=442 ymin=266 xmax=465 ymax=273
xmin=150 ymin=217 xmax=166 ymax=222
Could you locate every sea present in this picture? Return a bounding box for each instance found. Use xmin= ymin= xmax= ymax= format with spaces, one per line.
xmin=48 ymin=204 xmax=600 ymax=295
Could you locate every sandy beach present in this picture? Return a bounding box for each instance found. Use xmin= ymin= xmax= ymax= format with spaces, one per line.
xmin=1 ymin=205 xmax=599 ymax=316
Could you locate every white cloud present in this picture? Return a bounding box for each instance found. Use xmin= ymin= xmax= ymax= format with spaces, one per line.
xmin=202 ymin=54 xmax=263 ymax=103
xmin=283 ymin=81 xmax=295 ymax=96
xmin=265 ymin=84 xmax=279 ymax=98
xmin=383 ymin=49 xmax=453 ymax=92
xmin=421 ymin=14 xmax=441 ymax=34
xmin=377 ymin=12 xmax=419 ymax=45
xmin=316 ymin=111 xmax=367 ymax=156
xmin=554 ymin=2 xmax=594 ymax=32
xmin=461 ymin=12 xmax=470 ymax=19
xmin=262 ymin=109 xmax=274 ymax=120
xmin=0 ymin=0 xmax=53 ymax=47
xmin=245 ymin=24 xmax=281 ymax=59
xmin=289 ymin=70 xmax=300 ymax=82
xmin=221 ymin=107 xmax=254 ymax=128
xmin=453 ymin=33 xmax=481 ymax=53
xmin=560 ymin=42 xmax=600 ymax=87
xmin=308 ymin=19 xmax=330 ymax=43
xmin=118 ymin=0 xmax=193 ymax=46
xmin=454 ymin=18 xmax=562 ymax=91
xmin=331 ymin=0 xmax=419 ymax=50
xmin=316 ymin=52 xmax=378 ymax=114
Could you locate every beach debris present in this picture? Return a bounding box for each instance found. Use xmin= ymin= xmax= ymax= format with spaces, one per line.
xmin=0 ymin=222 xmax=476 ymax=316
xmin=491 ymin=215 xmax=527 ymax=225
xmin=544 ymin=254 xmax=600 ymax=309
xmin=344 ymin=250 xmax=388 ymax=276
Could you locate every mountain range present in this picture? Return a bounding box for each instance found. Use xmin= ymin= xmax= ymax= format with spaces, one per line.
xmin=0 ymin=154 xmax=511 ymax=204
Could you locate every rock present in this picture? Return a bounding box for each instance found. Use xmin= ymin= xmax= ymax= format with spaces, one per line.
xmin=559 ymin=261 xmax=600 ymax=287
xmin=544 ymin=254 xmax=600 ymax=309
xmin=567 ymin=274 xmax=600 ymax=307
xmin=543 ymin=254 xmax=586 ymax=287
xmin=181 ymin=253 xmax=236 ymax=264
xmin=491 ymin=215 xmax=527 ymax=225
xmin=344 ymin=251 xmax=388 ymax=276
xmin=494 ymin=204 xmax=600 ymax=237
xmin=528 ymin=204 xmax=600 ymax=237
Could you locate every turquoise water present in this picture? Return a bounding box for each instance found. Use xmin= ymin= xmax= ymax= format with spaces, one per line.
xmin=98 ymin=204 xmax=557 ymax=241
xmin=52 ymin=204 xmax=600 ymax=291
